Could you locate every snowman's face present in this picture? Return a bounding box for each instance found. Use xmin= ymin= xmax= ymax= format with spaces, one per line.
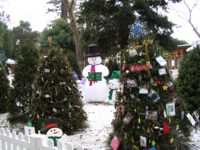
xmin=46 ymin=128 xmax=63 ymax=137
xmin=88 ymin=56 xmax=102 ymax=65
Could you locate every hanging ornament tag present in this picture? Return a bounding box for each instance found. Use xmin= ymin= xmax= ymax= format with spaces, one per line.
xmin=128 ymin=48 xmax=138 ymax=57
xmin=140 ymin=136 xmax=147 ymax=147
xmin=148 ymin=90 xmax=160 ymax=102
xmin=126 ymin=79 xmax=137 ymax=88
xmin=139 ymin=88 xmax=148 ymax=94
xmin=123 ymin=113 xmax=133 ymax=125
xmin=166 ymin=102 xmax=176 ymax=117
xmin=44 ymin=94 xmax=51 ymax=98
xmin=186 ymin=113 xmax=196 ymax=126
xmin=146 ymin=111 xmax=158 ymax=121
xmin=158 ymin=68 xmax=167 ymax=75
xmin=44 ymin=68 xmax=50 ymax=73
xmin=156 ymin=56 xmax=167 ymax=66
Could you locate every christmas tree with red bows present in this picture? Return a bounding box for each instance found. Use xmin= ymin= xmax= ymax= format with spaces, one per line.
xmin=110 ymin=37 xmax=188 ymax=150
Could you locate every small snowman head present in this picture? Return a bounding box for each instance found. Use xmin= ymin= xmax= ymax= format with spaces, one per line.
xmin=87 ymin=43 xmax=102 ymax=65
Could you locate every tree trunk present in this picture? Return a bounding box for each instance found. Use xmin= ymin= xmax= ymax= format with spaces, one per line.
xmin=63 ymin=0 xmax=84 ymax=69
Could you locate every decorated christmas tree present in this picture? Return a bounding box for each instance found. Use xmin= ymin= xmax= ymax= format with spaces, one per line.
xmin=29 ymin=49 xmax=87 ymax=134
xmin=0 ymin=64 xmax=9 ymax=113
xmin=110 ymin=36 xmax=187 ymax=150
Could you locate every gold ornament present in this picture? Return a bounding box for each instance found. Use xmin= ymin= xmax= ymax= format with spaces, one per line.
xmin=162 ymin=85 xmax=168 ymax=91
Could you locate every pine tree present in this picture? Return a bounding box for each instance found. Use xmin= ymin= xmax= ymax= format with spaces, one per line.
xmin=111 ymin=38 xmax=186 ymax=150
xmin=177 ymin=47 xmax=200 ymax=112
xmin=0 ymin=64 xmax=9 ymax=113
xmin=8 ymin=42 xmax=39 ymax=123
xmin=30 ymin=49 xmax=86 ymax=134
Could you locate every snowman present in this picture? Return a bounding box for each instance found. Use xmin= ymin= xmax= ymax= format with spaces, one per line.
xmin=82 ymin=44 xmax=109 ymax=103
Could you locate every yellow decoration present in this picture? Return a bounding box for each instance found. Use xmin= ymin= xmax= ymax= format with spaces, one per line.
xmin=163 ymin=85 xmax=168 ymax=91
xmin=152 ymin=140 xmax=156 ymax=146
xmin=138 ymin=117 xmax=141 ymax=124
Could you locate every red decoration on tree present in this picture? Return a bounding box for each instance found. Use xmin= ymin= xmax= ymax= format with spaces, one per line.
xmin=155 ymin=79 xmax=161 ymax=86
xmin=129 ymin=64 xmax=152 ymax=73
xmin=163 ymin=120 xmax=170 ymax=135
xmin=111 ymin=136 xmax=120 ymax=150
xmin=121 ymin=64 xmax=127 ymax=72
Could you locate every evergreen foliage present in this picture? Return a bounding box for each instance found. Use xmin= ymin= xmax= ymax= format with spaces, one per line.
xmin=8 ymin=21 xmax=39 ymax=123
xmin=177 ymin=47 xmax=200 ymax=112
xmin=111 ymin=38 xmax=187 ymax=150
xmin=30 ymin=49 xmax=86 ymax=134
xmin=79 ymin=0 xmax=182 ymax=55
xmin=40 ymin=19 xmax=81 ymax=77
xmin=0 ymin=64 xmax=9 ymax=113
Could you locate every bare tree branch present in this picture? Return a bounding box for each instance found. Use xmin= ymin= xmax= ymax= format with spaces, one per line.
xmin=183 ymin=0 xmax=200 ymax=38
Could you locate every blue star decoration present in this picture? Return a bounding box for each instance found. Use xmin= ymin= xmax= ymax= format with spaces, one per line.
xmin=130 ymin=20 xmax=143 ymax=38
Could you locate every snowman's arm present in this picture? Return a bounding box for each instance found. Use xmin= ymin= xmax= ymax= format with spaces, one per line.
xmin=82 ymin=66 xmax=91 ymax=78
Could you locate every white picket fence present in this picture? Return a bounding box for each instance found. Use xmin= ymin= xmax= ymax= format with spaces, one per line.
xmin=0 ymin=128 xmax=84 ymax=150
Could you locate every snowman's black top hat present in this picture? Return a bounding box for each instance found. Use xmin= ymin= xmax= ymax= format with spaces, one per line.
xmin=87 ymin=43 xmax=101 ymax=57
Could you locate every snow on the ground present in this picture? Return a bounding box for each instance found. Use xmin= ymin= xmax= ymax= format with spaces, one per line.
xmin=0 ymin=113 xmax=10 ymax=128
xmin=187 ymin=128 xmax=200 ymax=150
xmin=61 ymin=103 xmax=115 ymax=150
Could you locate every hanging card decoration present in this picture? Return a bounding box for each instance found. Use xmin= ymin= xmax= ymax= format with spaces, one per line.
xmin=128 ymin=48 xmax=137 ymax=57
xmin=166 ymin=102 xmax=176 ymax=117
xmin=158 ymin=68 xmax=167 ymax=75
xmin=139 ymin=87 xmax=148 ymax=94
xmin=156 ymin=56 xmax=167 ymax=66
xmin=146 ymin=111 xmax=158 ymax=121
xmin=123 ymin=113 xmax=133 ymax=125
xmin=44 ymin=68 xmax=50 ymax=73
xmin=148 ymin=90 xmax=160 ymax=102
xmin=140 ymin=136 xmax=147 ymax=147
xmin=186 ymin=113 xmax=196 ymax=126
xmin=126 ymin=79 xmax=137 ymax=88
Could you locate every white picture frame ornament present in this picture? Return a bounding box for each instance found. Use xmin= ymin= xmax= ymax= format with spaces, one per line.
xmin=139 ymin=88 xmax=148 ymax=94
xmin=156 ymin=56 xmax=167 ymax=66
xmin=159 ymin=68 xmax=167 ymax=75
xmin=166 ymin=102 xmax=176 ymax=117
xmin=140 ymin=136 xmax=147 ymax=147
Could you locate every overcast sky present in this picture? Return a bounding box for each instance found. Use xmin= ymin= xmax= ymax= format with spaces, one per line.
xmin=1 ymin=0 xmax=200 ymax=44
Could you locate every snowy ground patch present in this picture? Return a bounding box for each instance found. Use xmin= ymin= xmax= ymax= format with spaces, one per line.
xmin=61 ymin=103 xmax=115 ymax=150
